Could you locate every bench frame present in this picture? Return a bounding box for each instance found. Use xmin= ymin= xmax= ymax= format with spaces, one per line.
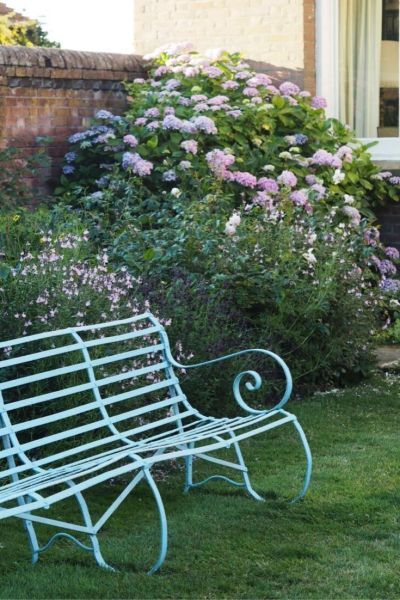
xmin=0 ymin=313 xmax=312 ymax=573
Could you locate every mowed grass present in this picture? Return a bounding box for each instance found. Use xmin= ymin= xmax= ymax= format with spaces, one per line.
xmin=0 ymin=373 xmax=399 ymax=599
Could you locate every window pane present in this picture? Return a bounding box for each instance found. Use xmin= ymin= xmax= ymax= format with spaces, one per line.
xmin=380 ymin=0 xmax=399 ymax=136
xmin=339 ymin=0 xmax=399 ymax=138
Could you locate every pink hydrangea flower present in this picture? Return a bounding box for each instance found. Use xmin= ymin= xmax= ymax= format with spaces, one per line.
xmin=277 ymin=170 xmax=297 ymax=187
xmin=311 ymin=96 xmax=328 ymax=109
xmin=123 ymin=134 xmax=138 ymax=147
xmin=180 ymin=140 xmax=198 ymax=154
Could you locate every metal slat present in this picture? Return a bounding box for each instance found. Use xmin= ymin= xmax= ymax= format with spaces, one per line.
xmin=2 ymin=360 xmax=169 ymax=413
xmin=0 ymin=325 xmax=162 ymax=369
xmin=0 ymin=376 xmax=180 ymax=436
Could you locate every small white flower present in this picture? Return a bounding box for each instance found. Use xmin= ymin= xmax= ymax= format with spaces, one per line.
xmin=170 ymin=188 xmax=182 ymax=198
xmin=333 ymin=169 xmax=345 ymax=184
xmin=228 ymin=212 xmax=241 ymax=227
xmin=225 ymin=223 xmax=237 ymax=236
xmin=344 ymin=194 xmax=354 ymax=204
xmin=302 ymin=249 xmax=317 ymax=265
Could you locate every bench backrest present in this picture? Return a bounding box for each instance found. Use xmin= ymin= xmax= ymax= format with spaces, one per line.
xmin=0 ymin=313 xmax=190 ymax=481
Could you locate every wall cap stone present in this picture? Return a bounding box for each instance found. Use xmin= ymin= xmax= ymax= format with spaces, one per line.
xmin=0 ymin=46 xmax=145 ymax=74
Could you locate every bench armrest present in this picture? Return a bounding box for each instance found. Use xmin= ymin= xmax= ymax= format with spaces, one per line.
xmin=166 ymin=347 xmax=292 ymax=414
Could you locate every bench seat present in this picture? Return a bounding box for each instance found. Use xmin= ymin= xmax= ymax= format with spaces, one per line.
xmin=0 ymin=312 xmax=312 ymax=573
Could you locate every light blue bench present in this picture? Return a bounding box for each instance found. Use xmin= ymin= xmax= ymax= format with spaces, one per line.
xmin=0 ymin=313 xmax=312 ymax=573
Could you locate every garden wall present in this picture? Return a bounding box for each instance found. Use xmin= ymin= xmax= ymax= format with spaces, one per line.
xmin=0 ymin=46 xmax=145 ymax=193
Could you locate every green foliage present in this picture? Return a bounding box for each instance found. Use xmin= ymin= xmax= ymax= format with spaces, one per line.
xmin=0 ymin=142 xmax=51 ymax=210
xmin=50 ymin=46 xmax=400 ymax=396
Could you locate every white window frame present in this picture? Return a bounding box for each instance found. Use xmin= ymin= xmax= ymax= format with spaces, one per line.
xmin=316 ymin=0 xmax=400 ymax=166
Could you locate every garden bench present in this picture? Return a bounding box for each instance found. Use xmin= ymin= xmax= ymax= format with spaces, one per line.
xmin=0 ymin=312 xmax=312 ymax=573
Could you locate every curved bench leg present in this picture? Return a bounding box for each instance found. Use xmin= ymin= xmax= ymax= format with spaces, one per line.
xmin=232 ymin=439 xmax=265 ymax=502
xmin=289 ymin=418 xmax=312 ymax=503
xmin=144 ymin=469 xmax=168 ymax=575
xmin=67 ymin=481 xmax=115 ymax=571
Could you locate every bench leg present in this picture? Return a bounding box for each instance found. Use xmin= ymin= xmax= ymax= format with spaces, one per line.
xmin=290 ymin=418 xmax=312 ymax=503
xmin=232 ymin=439 xmax=265 ymax=502
xmin=144 ymin=468 xmax=168 ymax=575
xmin=69 ymin=483 xmax=115 ymax=571
xmin=21 ymin=499 xmax=40 ymax=564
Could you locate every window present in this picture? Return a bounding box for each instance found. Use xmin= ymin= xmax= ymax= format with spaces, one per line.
xmin=316 ymin=0 xmax=400 ymax=162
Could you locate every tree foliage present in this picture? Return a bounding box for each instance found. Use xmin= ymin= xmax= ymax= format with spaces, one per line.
xmin=0 ymin=10 xmax=60 ymax=47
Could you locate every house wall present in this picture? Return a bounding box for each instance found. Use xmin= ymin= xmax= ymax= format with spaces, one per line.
xmin=134 ymin=0 xmax=316 ymax=92
xmin=0 ymin=46 xmax=145 ymax=193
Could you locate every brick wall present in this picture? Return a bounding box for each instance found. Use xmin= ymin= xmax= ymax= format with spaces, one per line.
xmin=134 ymin=0 xmax=315 ymax=90
xmin=0 ymin=46 xmax=145 ymax=193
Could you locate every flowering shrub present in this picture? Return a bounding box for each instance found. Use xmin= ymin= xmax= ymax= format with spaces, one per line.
xmin=0 ymin=231 xmax=145 ymax=347
xmin=54 ymin=44 xmax=400 ymax=392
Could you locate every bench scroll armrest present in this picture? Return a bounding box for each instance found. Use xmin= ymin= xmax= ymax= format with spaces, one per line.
xmin=165 ymin=347 xmax=293 ymax=414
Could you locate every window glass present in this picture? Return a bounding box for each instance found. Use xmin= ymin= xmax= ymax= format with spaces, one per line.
xmin=339 ymin=0 xmax=399 ymax=138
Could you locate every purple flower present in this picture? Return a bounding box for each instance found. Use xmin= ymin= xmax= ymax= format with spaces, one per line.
xmin=379 ymin=259 xmax=397 ymax=275
xmin=162 ymin=114 xmax=183 ymax=130
xmin=164 ymin=78 xmax=181 ymax=91
xmin=385 ymin=247 xmax=400 ymax=260
xmin=180 ymin=140 xmax=198 ymax=154
xmin=310 ymin=183 xmax=326 ymax=200
xmin=162 ymin=169 xmax=177 ymax=182
xmin=95 ymin=109 xmax=115 ymax=120
xmin=134 ymin=77 xmax=146 ymax=83
xmin=191 ymin=94 xmax=208 ymax=102
xmin=311 ymin=96 xmax=327 ymax=109
xmin=305 ymin=174 xmax=317 ymax=185
xmin=64 ymin=152 xmax=76 ymax=163
xmin=134 ymin=117 xmax=147 ymax=126
xmin=226 ymin=110 xmax=242 ymax=118
xmin=63 ymin=165 xmax=75 ymax=175
xmin=257 ymin=177 xmax=279 ymax=194
xmin=364 ymin=228 xmax=380 ymax=246
xmin=243 ymin=87 xmax=259 ymax=97
xmin=311 ymin=149 xmax=342 ymax=169
xmin=194 ymin=103 xmax=209 ymax=112
xmin=295 ymin=133 xmax=308 ymax=145
xmin=279 ymin=81 xmax=300 ymax=95
xmin=122 ymin=152 xmax=153 ymax=176
xmin=290 ymin=190 xmax=308 ymax=206
xmin=178 ymin=160 xmax=191 ymax=170
xmin=146 ymin=121 xmax=160 ymax=130
xmin=222 ymin=80 xmax=239 ymax=90
xmin=206 ymin=149 xmax=235 ymax=178
xmin=379 ymin=278 xmax=400 ymax=293
xmin=277 ymin=170 xmax=297 ymax=187
xmin=208 ymin=95 xmax=229 ymax=105
xmin=203 ymin=66 xmax=223 ymax=78
xmin=235 ymin=71 xmax=251 ymax=80
xmin=68 ymin=131 xmax=90 ymax=143
xmin=229 ymin=171 xmax=258 ymax=188
xmin=190 ymin=116 xmax=218 ymax=134
xmin=389 ymin=176 xmax=400 ymax=185
xmin=154 ymin=66 xmax=169 ymax=77
xmin=336 ymin=145 xmax=353 ymax=162
xmin=123 ymin=134 xmax=139 ymax=147
xmin=178 ymin=97 xmax=191 ymax=106
xmin=144 ymin=107 xmax=160 ymax=118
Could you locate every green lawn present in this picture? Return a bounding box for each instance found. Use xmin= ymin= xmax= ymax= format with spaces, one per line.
xmin=0 ymin=373 xmax=399 ymax=599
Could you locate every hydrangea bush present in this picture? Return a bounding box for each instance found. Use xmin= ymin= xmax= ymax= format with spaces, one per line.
xmin=55 ymin=43 xmax=400 ymax=392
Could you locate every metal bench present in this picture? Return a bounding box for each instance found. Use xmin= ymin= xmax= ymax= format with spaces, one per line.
xmin=0 ymin=312 xmax=312 ymax=573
